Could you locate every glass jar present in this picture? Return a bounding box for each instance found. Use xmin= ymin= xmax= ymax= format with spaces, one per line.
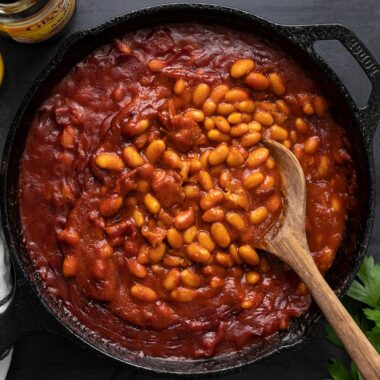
xmin=0 ymin=0 xmax=76 ymax=43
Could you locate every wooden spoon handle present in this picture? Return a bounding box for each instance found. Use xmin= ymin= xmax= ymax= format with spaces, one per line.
xmin=278 ymin=236 xmax=380 ymax=380
xmin=306 ymin=265 xmax=380 ymax=380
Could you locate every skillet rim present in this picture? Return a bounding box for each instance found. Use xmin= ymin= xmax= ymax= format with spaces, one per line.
xmin=0 ymin=3 xmax=377 ymax=376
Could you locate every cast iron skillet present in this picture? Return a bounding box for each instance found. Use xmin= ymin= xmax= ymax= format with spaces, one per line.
xmin=1 ymin=3 xmax=380 ymax=377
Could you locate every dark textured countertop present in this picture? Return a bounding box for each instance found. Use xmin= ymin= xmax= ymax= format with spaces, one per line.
xmin=0 ymin=1 xmax=379 ymax=379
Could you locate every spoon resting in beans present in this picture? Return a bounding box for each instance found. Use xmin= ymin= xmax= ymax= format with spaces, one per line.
xmin=261 ymin=139 xmax=380 ymax=380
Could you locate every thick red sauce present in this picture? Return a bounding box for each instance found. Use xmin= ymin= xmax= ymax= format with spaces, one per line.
xmin=19 ymin=24 xmax=356 ymax=358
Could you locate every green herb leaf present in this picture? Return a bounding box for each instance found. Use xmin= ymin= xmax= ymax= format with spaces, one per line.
xmin=366 ymin=327 xmax=380 ymax=353
xmin=370 ymin=326 xmax=380 ymax=333
xmin=327 ymin=359 xmax=352 ymax=380
xmin=325 ymin=322 xmax=343 ymax=347
xmin=325 ymin=256 xmax=380 ymax=380
xmin=347 ymin=256 xmax=380 ymax=309
xmin=350 ymin=361 xmax=363 ymax=380
xmin=363 ymin=308 xmax=380 ymax=327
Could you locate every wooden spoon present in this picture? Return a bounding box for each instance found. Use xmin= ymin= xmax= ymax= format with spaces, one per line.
xmin=260 ymin=140 xmax=380 ymax=380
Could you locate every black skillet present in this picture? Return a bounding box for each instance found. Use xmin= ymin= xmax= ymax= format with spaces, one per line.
xmin=1 ymin=3 xmax=380 ymax=377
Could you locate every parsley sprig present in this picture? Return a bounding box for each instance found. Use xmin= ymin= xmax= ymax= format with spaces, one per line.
xmin=325 ymin=256 xmax=380 ymax=380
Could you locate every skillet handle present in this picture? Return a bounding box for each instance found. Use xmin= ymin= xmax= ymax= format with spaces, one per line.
xmin=0 ymin=233 xmax=67 ymax=357
xmin=286 ymin=24 xmax=380 ymax=146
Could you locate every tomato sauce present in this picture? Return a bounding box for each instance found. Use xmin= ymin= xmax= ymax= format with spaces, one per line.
xmin=19 ymin=24 xmax=356 ymax=358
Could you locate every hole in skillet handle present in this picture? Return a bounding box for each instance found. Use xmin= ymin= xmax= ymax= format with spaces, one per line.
xmin=0 ymin=232 xmax=67 ymax=357
xmin=313 ymin=40 xmax=371 ymax=109
xmin=283 ymin=23 xmax=380 ymax=149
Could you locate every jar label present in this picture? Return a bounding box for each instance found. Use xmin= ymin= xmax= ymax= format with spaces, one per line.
xmin=1 ymin=0 xmax=76 ymax=43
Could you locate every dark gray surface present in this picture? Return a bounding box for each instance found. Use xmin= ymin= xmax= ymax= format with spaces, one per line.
xmin=0 ymin=0 xmax=379 ymax=379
